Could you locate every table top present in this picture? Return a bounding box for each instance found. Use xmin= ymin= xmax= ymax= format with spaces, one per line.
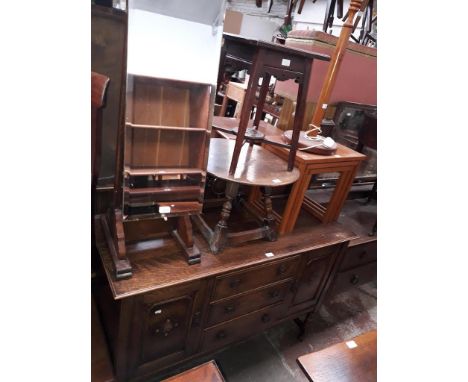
xmin=207 ymin=138 xmax=300 ymax=186
xmin=96 ymin=214 xmax=356 ymax=299
xmin=265 ymin=135 xmax=366 ymax=165
xmin=223 ymin=32 xmax=331 ymax=62
xmin=297 ymin=330 xmax=377 ymax=382
xmin=212 ymin=116 xmax=282 ymax=140
xmin=161 ymin=361 xmax=225 ymax=382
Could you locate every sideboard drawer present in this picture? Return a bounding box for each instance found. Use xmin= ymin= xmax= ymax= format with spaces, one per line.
xmin=211 ymin=256 xmax=300 ymax=301
xmin=206 ymin=279 xmax=292 ymax=327
xmin=202 ymin=304 xmax=283 ymax=352
xmin=340 ymin=240 xmax=377 ymax=271
xmin=333 ymin=261 xmax=377 ymax=292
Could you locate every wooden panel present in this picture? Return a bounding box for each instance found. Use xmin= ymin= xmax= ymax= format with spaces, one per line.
xmin=128 ymin=281 xmax=207 ymax=378
xmin=125 ymin=75 xmax=211 ymax=170
xmin=293 ymin=245 xmax=339 ymax=306
xmin=95 ymin=217 xmax=357 ymax=300
xmin=206 ymin=278 xmax=292 ymax=327
xmin=162 ymin=361 xmax=225 ymax=382
xmin=340 ymin=240 xmax=377 ymax=271
xmin=297 ymin=330 xmax=377 ymax=382
xmin=91 ymin=5 xmax=127 ymax=181
xmin=211 ymin=256 xmax=300 ymax=301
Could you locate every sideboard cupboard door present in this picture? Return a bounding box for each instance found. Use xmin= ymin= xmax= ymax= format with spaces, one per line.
xmin=127 ymin=281 xmax=207 ymax=380
xmin=291 ymin=245 xmax=342 ymax=310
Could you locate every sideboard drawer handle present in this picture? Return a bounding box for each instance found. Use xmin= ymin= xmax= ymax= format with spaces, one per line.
xmin=224 ymin=305 xmax=236 ymax=314
xmin=350 ymin=274 xmax=360 ymax=285
xmin=261 ymin=313 xmax=271 ymax=323
xmin=277 ymin=264 xmax=287 ymax=275
xmin=229 ymin=279 xmax=241 ymax=288
xmin=269 ymin=290 xmax=280 ymax=298
xmin=216 ymin=330 xmax=227 ymax=340
xmin=358 ymin=251 xmax=367 ymax=259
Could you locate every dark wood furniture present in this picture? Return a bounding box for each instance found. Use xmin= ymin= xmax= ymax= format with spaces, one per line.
xmin=92 ymin=296 xmax=115 ymax=382
xmin=92 ymin=72 xmax=110 ymax=200
xmin=216 ymin=33 xmax=330 ymax=174
xmin=94 ymin=214 xmax=356 ymax=382
xmin=101 ymin=1 xmax=224 ymax=278
xmin=249 ymin=135 xmax=366 ymax=234
xmin=297 ymin=330 xmax=377 ymax=382
xmin=161 ymin=361 xmax=225 ymax=382
xmin=192 ymin=138 xmax=300 ymax=254
xmin=356 ymin=110 xmax=377 ymax=206
xmin=91 ymin=4 xmax=127 ymax=183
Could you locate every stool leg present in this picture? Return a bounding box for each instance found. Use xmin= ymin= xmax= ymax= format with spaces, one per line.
xmin=229 ymin=49 xmax=264 ymax=175
xmin=253 ymin=72 xmax=271 ymax=129
xmin=210 ymin=181 xmax=239 ymax=254
xmin=261 ymin=186 xmax=277 ymax=241
xmin=288 ymin=61 xmax=312 ymax=171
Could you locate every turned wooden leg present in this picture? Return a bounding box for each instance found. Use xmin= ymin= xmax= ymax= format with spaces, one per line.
xmin=210 ymin=181 xmax=239 ymax=254
xmin=172 ymin=215 xmax=201 ymax=265
xmin=261 ymin=186 xmax=277 ymax=241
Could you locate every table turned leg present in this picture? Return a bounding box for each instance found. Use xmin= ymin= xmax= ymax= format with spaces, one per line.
xmin=261 ymin=186 xmax=277 ymax=241
xmin=210 ymin=181 xmax=239 ymax=254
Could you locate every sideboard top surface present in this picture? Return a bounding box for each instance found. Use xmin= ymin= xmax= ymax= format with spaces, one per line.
xmin=95 ymin=215 xmax=357 ymax=300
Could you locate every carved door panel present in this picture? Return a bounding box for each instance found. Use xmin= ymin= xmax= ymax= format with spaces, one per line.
xmin=128 ymin=281 xmax=206 ymax=378
xmin=292 ymin=245 xmax=340 ymax=309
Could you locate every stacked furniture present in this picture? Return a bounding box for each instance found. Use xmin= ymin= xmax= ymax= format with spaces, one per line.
xmin=101 ymin=0 xmax=226 ymax=278
xmin=94 ymin=216 xmax=356 ymax=381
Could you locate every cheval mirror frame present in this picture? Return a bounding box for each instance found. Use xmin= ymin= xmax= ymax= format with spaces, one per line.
xmin=101 ymin=0 xmax=225 ymax=279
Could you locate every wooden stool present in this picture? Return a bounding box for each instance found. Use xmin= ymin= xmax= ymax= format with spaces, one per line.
xmin=216 ymin=33 xmax=330 ymax=175
xmin=192 ymin=138 xmax=299 ymax=254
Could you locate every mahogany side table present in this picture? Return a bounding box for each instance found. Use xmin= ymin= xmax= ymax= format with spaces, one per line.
xmin=217 ymin=33 xmax=330 ymax=175
xmin=249 ymin=135 xmax=366 ymax=235
xmin=192 ymin=138 xmax=300 ymax=254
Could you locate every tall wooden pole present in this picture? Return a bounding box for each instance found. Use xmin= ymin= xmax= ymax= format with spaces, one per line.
xmin=309 ymin=0 xmax=363 ymax=136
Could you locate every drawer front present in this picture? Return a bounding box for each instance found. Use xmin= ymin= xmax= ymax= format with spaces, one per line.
xmin=207 ymin=279 xmax=292 ymax=327
xmin=340 ymin=241 xmax=377 ymax=271
xmin=202 ymin=305 xmax=283 ymax=353
xmin=334 ymin=261 xmax=377 ymax=292
xmin=211 ymin=256 xmax=300 ymax=301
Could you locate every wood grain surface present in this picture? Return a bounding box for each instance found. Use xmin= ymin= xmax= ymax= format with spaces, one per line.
xmin=207 ymin=138 xmax=300 ymax=186
xmin=297 ymin=330 xmax=376 ymax=382
xmin=95 ymin=215 xmax=356 ymax=300
xmin=161 ymin=360 xmax=225 ymax=382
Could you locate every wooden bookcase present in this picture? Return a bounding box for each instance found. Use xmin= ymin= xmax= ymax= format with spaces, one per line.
xmin=101 ymin=0 xmax=225 ymax=279
xmin=123 ymin=74 xmax=213 ymax=218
